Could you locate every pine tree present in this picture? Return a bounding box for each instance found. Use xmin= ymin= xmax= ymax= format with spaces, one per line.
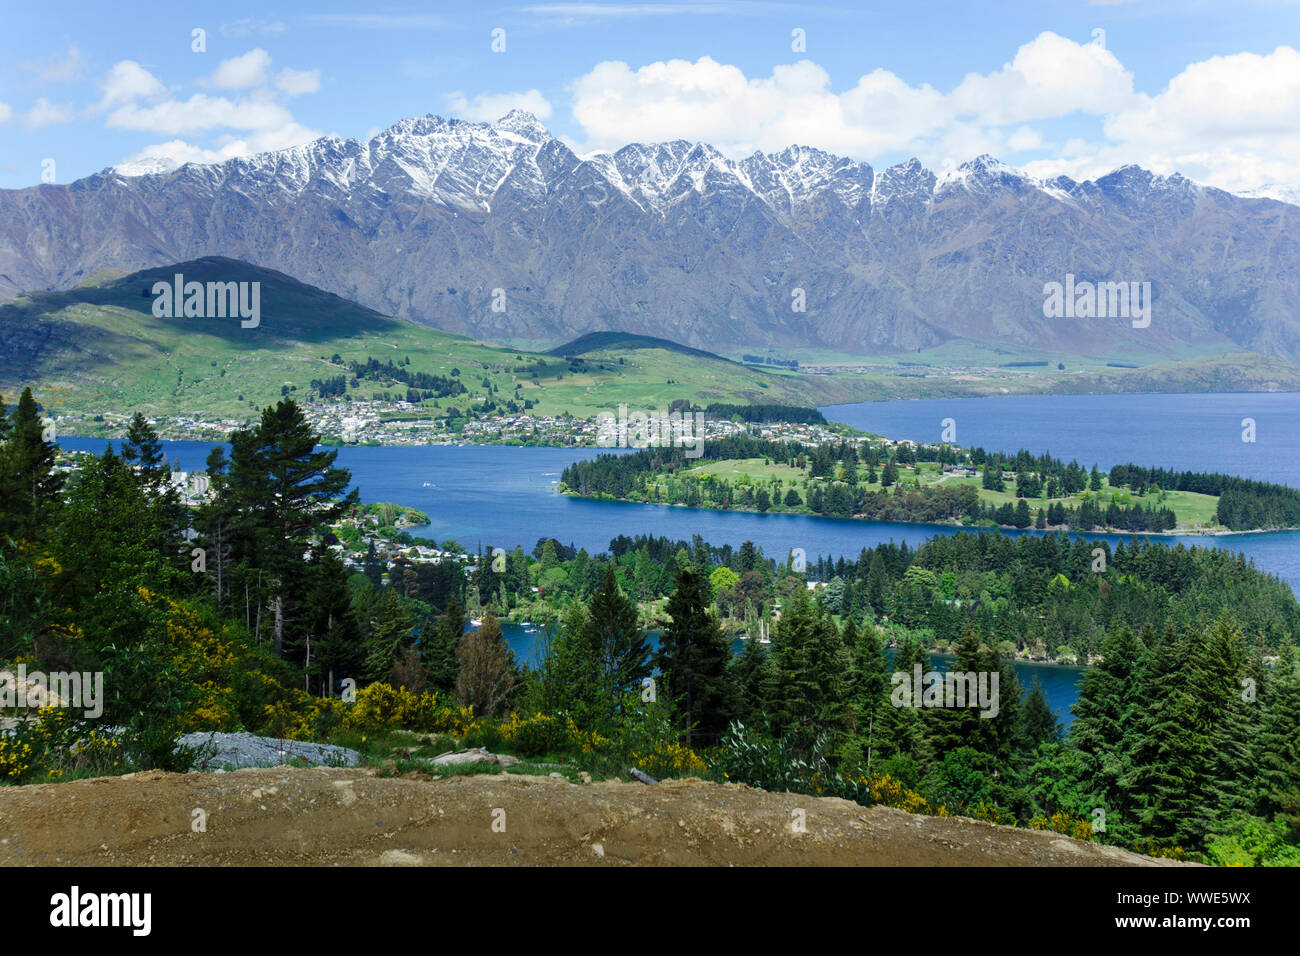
xmin=1071 ymin=623 xmax=1143 ymax=822
xmin=864 ymin=551 xmax=888 ymax=615
xmin=1125 ymin=621 xmax=1241 ymax=849
xmin=305 ymin=546 xmax=363 ymax=694
xmin=1257 ymin=647 xmax=1300 ymax=837
xmin=880 ymin=458 xmax=898 ymax=489
xmin=808 ymin=599 xmax=852 ymax=732
xmin=845 ymin=616 xmax=889 ymax=772
xmin=363 ymin=588 xmax=414 ymax=683
xmin=423 ymin=595 xmax=465 ymax=693
xmin=928 ymin=626 xmax=984 ymax=761
xmin=582 ymin=565 xmax=651 ymax=714
xmin=122 ymin=412 xmax=189 ymax=573
xmin=761 ymin=587 xmax=821 ymax=748
xmin=193 ymin=447 xmax=238 ymax=609
xmin=362 ymin=539 xmax=384 ymax=588
xmin=222 ymin=400 xmax=359 ymax=656
xmin=0 ymin=388 xmax=64 ymax=545
xmin=656 ymin=565 xmax=735 ymax=747
xmin=729 ymin=636 xmax=769 ymax=728
xmin=1020 ymin=676 xmax=1061 ymax=750
xmin=539 ymin=601 xmax=605 ymax=730
xmin=879 ymin=631 xmax=930 ymax=766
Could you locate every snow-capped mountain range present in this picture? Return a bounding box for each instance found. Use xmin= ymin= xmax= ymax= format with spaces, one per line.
xmin=2 ymin=110 xmax=1298 ymax=361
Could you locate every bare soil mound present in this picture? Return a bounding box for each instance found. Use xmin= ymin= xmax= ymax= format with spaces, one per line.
xmin=0 ymin=767 xmax=1189 ymax=866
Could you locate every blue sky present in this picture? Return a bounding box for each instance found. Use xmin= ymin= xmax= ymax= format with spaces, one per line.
xmin=2 ymin=0 xmax=1298 ymax=195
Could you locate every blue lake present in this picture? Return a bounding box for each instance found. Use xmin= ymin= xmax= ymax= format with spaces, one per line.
xmin=823 ymin=391 xmax=1300 ymax=484
xmin=493 ymin=619 xmax=1085 ymax=727
xmin=59 ymin=391 xmax=1300 ymax=726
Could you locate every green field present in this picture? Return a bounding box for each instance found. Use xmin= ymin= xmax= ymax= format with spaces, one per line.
xmin=663 ymin=456 xmax=1224 ymax=531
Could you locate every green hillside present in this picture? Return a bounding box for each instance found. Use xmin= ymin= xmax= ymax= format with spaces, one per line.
xmin=0 ymin=258 xmax=862 ymax=429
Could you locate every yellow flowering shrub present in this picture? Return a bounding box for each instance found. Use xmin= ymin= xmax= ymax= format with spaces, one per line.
xmin=500 ymin=712 xmax=568 ymax=756
xmin=338 ymin=683 xmax=473 ymax=735
xmin=1028 ymin=811 xmax=1096 ymax=842
xmin=967 ymin=800 xmax=1017 ymax=827
xmin=0 ymin=707 xmax=125 ymax=783
xmin=565 ymin=717 xmax=611 ymax=754
xmin=631 ymin=741 xmax=707 ymax=779
xmin=0 ymin=736 xmax=33 ymax=781
xmin=866 ymin=773 xmax=934 ymax=815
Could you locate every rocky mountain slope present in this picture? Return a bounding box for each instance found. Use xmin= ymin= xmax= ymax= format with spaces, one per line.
xmin=2 ymin=111 xmax=1297 ymax=363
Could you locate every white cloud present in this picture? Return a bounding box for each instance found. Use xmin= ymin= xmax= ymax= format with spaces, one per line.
xmin=23 ymin=44 xmax=84 ymax=84
xmin=23 ymin=98 xmax=77 ymax=129
xmin=566 ymin=36 xmax=1300 ymax=194
xmin=98 ymin=50 xmax=323 ymax=171
xmin=1022 ymin=46 xmax=1300 ymax=194
xmin=0 ymin=102 xmax=12 ymax=124
xmin=116 ymin=120 xmax=323 ymax=172
xmin=569 ymin=34 xmax=1136 ymax=161
xmin=275 ymin=67 xmax=321 ymax=97
xmin=947 ymin=32 xmax=1136 ymax=124
xmin=107 ymin=93 xmax=302 ymax=136
xmin=206 ymin=49 xmax=272 ymax=90
xmin=445 ymin=89 xmax=553 ymax=122
xmin=98 ymin=61 xmax=166 ymax=109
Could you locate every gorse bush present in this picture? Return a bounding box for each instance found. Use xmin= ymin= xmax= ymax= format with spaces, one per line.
xmin=500 ymin=711 xmax=569 ymax=757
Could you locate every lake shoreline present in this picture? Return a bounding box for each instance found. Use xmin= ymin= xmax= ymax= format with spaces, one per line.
xmin=557 ymin=490 xmax=1298 ymax=539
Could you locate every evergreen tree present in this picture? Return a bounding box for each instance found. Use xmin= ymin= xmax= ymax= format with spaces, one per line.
xmin=864 ymin=552 xmax=888 ymax=615
xmin=1125 ymin=620 xmax=1242 ymax=849
xmin=422 ymin=595 xmax=465 ymax=693
xmin=193 ymin=447 xmax=237 ymax=609
xmin=362 ymin=539 xmax=384 ymax=588
xmin=582 ymin=565 xmax=652 ymax=714
xmin=729 ymin=636 xmax=769 ymax=728
xmin=1070 ymin=623 xmax=1142 ymax=815
xmin=122 ymin=412 xmax=189 ymax=573
xmin=0 ymin=388 xmax=64 ymax=545
xmin=363 ymin=588 xmax=414 ymax=683
xmin=305 ymin=546 xmax=363 ymax=694
xmin=761 ymin=587 xmax=821 ymax=748
xmin=539 ymin=601 xmax=606 ymax=730
xmin=1020 ymin=676 xmax=1061 ymax=750
xmin=222 ymin=400 xmax=359 ymax=656
xmin=880 ymin=458 xmax=898 ymax=489
xmin=656 ymin=565 xmax=735 ymax=746
xmin=845 ymin=616 xmax=889 ymax=773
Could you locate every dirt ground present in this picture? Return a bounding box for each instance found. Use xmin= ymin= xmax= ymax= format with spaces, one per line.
xmin=0 ymin=767 xmax=1188 ymax=866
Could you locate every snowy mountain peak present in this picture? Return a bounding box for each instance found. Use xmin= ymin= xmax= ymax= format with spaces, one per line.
xmin=492 ymin=109 xmax=551 ymax=142
xmin=96 ymin=111 xmax=1232 ymax=222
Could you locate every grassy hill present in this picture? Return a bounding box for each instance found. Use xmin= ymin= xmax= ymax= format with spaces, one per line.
xmin=0 ymin=258 xmax=864 ymax=429
xmin=549 ymin=331 xmax=735 ymax=364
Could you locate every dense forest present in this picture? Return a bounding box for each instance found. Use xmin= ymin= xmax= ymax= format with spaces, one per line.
xmin=1 ymin=387 xmax=1298 ymax=864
